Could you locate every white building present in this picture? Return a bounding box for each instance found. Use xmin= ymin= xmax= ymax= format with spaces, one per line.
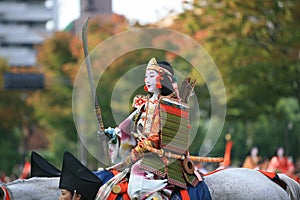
xmin=0 ymin=0 xmax=58 ymax=67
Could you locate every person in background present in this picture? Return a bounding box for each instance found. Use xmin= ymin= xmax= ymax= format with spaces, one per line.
xmin=294 ymin=158 xmax=300 ymax=183
xmin=19 ymin=156 xmax=31 ymax=179
xmin=0 ymin=171 xmax=10 ymax=183
xmin=267 ymin=146 xmax=295 ymax=178
xmin=242 ymin=146 xmax=261 ymax=169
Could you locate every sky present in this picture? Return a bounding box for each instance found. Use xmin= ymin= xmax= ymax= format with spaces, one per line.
xmin=58 ymin=0 xmax=186 ymax=30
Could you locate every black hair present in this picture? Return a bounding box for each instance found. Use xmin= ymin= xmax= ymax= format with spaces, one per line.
xmin=70 ymin=192 xmax=87 ymax=200
xmin=245 ymin=146 xmax=259 ymax=156
xmin=268 ymin=146 xmax=286 ymax=160
xmin=274 ymin=146 xmax=286 ymax=156
xmin=157 ymin=61 xmax=175 ymax=96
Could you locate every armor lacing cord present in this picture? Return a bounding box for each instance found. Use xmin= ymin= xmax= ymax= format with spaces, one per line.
xmin=1 ymin=185 xmax=11 ymax=200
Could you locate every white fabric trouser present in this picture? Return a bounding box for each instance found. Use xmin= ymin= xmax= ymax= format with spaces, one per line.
xmin=127 ymin=160 xmax=168 ymax=199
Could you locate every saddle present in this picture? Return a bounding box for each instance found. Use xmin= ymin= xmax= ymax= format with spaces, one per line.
xmin=97 ymin=169 xmax=211 ymax=200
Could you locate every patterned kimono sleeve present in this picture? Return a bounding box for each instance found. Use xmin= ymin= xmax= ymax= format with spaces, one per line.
xmin=109 ymin=95 xmax=147 ymax=164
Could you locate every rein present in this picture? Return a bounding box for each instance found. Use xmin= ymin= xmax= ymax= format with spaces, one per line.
xmin=0 ymin=185 xmax=11 ymax=200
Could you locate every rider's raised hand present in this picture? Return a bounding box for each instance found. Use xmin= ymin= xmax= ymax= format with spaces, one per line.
xmin=104 ymin=127 xmax=118 ymax=144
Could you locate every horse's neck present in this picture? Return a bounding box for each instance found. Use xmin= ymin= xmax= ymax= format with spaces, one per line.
xmin=278 ymin=173 xmax=300 ymax=200
xmin=7 ymin=177 xmax=60 ymax=200
xmin=205 ymin=168 xmax=290 ymax=200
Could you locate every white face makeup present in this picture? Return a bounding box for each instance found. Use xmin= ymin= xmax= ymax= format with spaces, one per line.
xmin=277 ymin=147 xmax=284 ymax=157
xmin=145 ymin=69 xmax=160 ymax=95
xmin=251 ymin=147 xmax=258 ymax=157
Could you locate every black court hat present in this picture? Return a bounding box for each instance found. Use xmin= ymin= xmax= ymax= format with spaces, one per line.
xmin=30 ymin=151 xmax=61 ymax=178
xmin=59 ymin=151 xmax=102 ymax=200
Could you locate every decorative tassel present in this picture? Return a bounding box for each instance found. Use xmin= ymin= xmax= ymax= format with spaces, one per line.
xmin=156 ymin=75 xmax=162 ymax=89
xmin=144 ymin=85 xmax=148 ymax=92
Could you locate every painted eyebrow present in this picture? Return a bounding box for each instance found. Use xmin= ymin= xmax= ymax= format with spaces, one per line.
xmin=146 ymin=71 xmax=157 ymax=76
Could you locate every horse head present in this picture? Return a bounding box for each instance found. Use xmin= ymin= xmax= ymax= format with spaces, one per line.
xmin=278 ymin=173 xmax=300 ymax=200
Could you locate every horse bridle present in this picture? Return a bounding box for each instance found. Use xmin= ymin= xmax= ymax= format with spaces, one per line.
xmin=0 ymin=185 xmax=11 ymax=200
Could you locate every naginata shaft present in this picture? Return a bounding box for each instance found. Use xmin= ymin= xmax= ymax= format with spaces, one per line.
xmin=82 ymin=18 xmax=111 ymax=166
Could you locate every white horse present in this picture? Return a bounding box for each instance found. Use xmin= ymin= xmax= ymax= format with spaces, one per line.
xmin=277 ymin=173 xmax=300 ymax=200
xmin=0 ymin=177 xmax=60 ymax=200
xmin=204 ymin=168 xmax=299 ymax=200
xmin=1 ymin=168 xmax=299 ymax=200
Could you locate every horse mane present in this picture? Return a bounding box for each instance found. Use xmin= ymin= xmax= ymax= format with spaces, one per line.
xmin=277 ymin=174 xmax=300 ymax=200
xmin=5 ymin=179 xmax=28 ymax=186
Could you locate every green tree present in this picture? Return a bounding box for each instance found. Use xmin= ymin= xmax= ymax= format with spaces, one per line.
xmin=28 ymin=32 xmax=80 ymax=166
xmin=0 ymin=59 xmax=31 ymax=175
xmin=177 ymin=0 xmax=300 ymax=118
xmin=171 ymin=0 xmax=300 ymax=161
xmin=28 ymin=15 xmax=131 ymax=166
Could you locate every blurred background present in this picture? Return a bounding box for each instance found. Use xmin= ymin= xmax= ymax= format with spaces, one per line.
xmin=0 ymin=0 xmax=299 ymax=182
